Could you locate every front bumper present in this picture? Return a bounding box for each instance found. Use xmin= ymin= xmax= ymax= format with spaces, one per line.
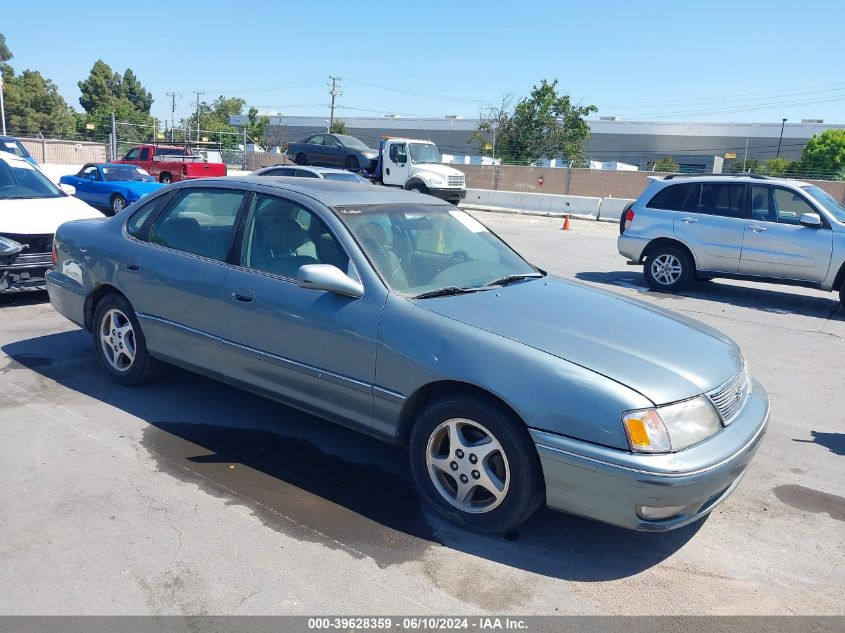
xmin=531 ymin=379 xmax=769 ymax=531
xmin=0 ymin=253 xmax=52 ymax=293
xmin=428 ymin=187 xmax=466 ymax=203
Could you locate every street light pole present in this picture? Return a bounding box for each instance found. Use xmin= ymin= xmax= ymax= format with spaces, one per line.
xmin=776 ymin=118 xmax=787 ymax=158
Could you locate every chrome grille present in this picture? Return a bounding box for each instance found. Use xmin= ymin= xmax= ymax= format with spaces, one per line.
xmin=707 ymin=367 xmax=750 ymax=424
xmin=448 ymin=175 xmax=464 ymax=187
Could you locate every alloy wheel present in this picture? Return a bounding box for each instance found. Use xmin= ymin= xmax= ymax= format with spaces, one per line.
xmin=425 ymin=418 xmax=510 ymax=514
xmin=99 ymin=308 xmax=136 ymax=372
xmin=650 ymin=253 xmax=683 ymax=286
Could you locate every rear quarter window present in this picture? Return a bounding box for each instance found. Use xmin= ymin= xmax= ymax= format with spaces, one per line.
xmin=646 ymin=183 xmax=695 ymax=210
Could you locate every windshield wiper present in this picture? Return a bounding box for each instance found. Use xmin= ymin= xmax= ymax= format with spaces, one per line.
xmin=412 ymin=286 xmax=485 ymax=299
xmin=485 ymin=272 xmax=544 ymax=287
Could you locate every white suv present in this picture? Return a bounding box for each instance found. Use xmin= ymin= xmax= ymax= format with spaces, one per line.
xmin=618 ymin=174 xmax=845 ymax=307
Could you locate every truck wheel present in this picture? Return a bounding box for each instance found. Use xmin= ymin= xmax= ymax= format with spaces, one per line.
xmin=408 ymin=183 xmax=427 ymax=195
xmin=159 ymin=173 xmax=172 ymax=184
xmin=295 ymin=153 xmax=310 ymax=166
xmin=110 ymin=194 xmax=126 ymax=215
xmin=345 ymin=156 xmax=360 ymax=171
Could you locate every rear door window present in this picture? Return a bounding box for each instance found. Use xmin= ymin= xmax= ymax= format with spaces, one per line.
xmin=295 ymin=169 xmax=320 ymax=178
xmin=646 ymin=183 xmax=695 ymax=210
xmin=698 ymin=184 xmax=746 ymax=218
xmin=149 ymin=189 xmax=246 ymax=261
xmin=306 ymin=135 xmax=325 ymax=146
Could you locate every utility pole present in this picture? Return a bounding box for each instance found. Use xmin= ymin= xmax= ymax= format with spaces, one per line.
xmin=193 ymin=91 xmax=205 ymax=144
xmin=166 ymin=91 xmax=179 ymax=142
xmin=776 ymin=118 xmax=787 ymax=159
xmin=328 ymin=76 xmax=341 ymax=132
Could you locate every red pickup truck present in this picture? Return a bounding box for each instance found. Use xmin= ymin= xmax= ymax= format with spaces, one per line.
xmin=116 ymin=144 xmax=227 ymax=184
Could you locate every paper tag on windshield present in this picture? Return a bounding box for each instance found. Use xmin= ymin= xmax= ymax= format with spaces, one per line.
xmin=4 ymin=142 xmax=18 ymax=149
xmin=449 ymin=210 xmax=487 ymax=233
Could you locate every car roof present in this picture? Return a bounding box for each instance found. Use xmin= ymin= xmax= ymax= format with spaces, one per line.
xmin=181 ymin=176 xmax=451 ymax=207
xmin=255 ymin=165 xmax=353 ymax=175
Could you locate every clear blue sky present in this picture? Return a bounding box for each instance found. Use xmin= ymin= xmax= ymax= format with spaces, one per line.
xmin=4 ymin=0 xmax=845 ymax=125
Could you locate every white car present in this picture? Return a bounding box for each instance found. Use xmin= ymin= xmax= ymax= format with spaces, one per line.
xmin=0 ymin=153 xmax=103 ymax=294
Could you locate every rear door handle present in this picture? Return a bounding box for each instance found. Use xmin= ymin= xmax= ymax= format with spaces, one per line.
xmin=231 ymin=287 xmax=256 ymax=303
xmin=681 ymin=217 xmax=698 ymax=224
xmin=125 ymin=258 xmax=141 ymax=271
xmin=749 ymin=225 xmax=767 ymax=233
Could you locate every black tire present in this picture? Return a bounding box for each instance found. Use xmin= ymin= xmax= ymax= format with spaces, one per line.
xmin=111 ymin=194 xmax=126 ymax=215
xmin=159 ymin=173 xmax=172 ymax=184
xmin=345 ymin=155 xmax=360 ymax=171
xmin=839 ymin=284 xmax=845 ymax=310
xmin=408 ymin=182 xmax=427 ymax=195
xmin=643 ymin=244 xmax=694 ymax=292
xmin=92 ymin=293 xmax=165 ymax=386
xmin=409 ymin=396 xmax=544 ymax=534
xmin=295 ymin=153 xmax=310 ymax=166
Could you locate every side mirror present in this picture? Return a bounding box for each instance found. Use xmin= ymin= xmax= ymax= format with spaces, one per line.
xmin=296 ymin=264 xmax=363 ymax=298
xmin=799 ymin=213 xmax=823 ymax=227
xmin=59 ymin=183 xmax=76 ymax=195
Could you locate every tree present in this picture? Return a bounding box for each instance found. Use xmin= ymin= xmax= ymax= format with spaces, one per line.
xmin=0 ymin=35 xmax=75 ymax=135
xmin=470 ymin=79 xmax=597 ymax=164
xmin=800 ymin=129 xmax=845 ymax=179
xmin=181 ymin=96 xmax=246 ymax=148
xmin=78 ymin=60 xmax=153 ymax=114
xmin=329 ymin=120 xmax=347 ymax=135
xmin=728 ymin=157 xmax=760 ymax=173
xmin=652 ymin=156 xmax=679 ymax=172
xmin=243 ymin=107 xmax=270 ymax=145
xmin=761 ymin=157 xmax=792 ymax=176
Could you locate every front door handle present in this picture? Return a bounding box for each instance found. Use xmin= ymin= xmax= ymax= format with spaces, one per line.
xmin=681 ymin=217 xmax=698 ymax=224
xmin=125 ymin=258 xmax=141 ymax=271
xmin=749 ymin=225 xmax=767 ymax=233
xmin=231 ymin=287 xmax=256 ymax=303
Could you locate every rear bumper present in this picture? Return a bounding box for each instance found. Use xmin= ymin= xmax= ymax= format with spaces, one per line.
xmin=531 ymin=379 xmax=769 ymax=531
xmin=45 ymin=270 xmax=87 ymax=328
xmin=618 ymin=234 xmax=648 ymax=263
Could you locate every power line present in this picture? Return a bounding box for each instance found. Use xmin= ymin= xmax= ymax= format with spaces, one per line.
xmin=342 ymin=77 xmax=484 ymax=105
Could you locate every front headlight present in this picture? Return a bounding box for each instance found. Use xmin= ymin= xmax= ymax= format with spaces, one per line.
xmin=427 ymin=175 xmax=446 ymax=186
xmin=622 ymin=396 xmax=722 ymax=453
xmin=0 ymin=236 xmax=24 ymax=257
xmin=362 ymin=151 xmax=378 ymax=159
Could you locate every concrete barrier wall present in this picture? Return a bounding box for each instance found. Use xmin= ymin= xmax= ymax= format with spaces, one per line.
xmin=597 ymin=197 xmax=635 ymax=223
xmin=463 ymin=189 xmax=601 ymax=219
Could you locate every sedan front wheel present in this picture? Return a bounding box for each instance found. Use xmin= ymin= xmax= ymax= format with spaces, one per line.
xmin=409 ymin=396 xmax=544 ymax=533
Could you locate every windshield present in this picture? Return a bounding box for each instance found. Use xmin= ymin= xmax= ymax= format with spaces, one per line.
xmin=409 ymin=143 xmax=441 ymax=164
xmin=803 ymin=186 xmax=845 ymax=223
xmin=0 ymin=159 xmax=63 ymax=199
xmin=336 ymin=204 xmax=539 ymax=296
xmin=101 ymin=165 xmax=154 ymax=182
xmin=0 ymin=140 xmax=31 ymax=160
xmin=323 ymin=172 xmax=367 ymax=183
xmin=334 ymin=135 xmax=370 ymax=150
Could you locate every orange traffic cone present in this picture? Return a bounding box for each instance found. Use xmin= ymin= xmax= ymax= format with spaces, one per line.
xmin=561 ymin=213 xmax=571 ymax=231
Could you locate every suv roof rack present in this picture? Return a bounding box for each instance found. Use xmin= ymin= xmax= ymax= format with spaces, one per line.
xmin=663 ymin=173 xmax=775 ymax=180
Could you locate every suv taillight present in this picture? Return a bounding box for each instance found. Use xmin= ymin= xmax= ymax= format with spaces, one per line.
xmin=51 ymin=241 xmax=58 ymax=266
xmin=620 ymin=205 xmax=635 ymax=235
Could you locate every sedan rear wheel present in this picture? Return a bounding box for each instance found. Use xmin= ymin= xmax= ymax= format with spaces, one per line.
xmin=295 ymin=153 xmax=310 ymax=166
xmin=409 ymin=396 xmax=544 ymax=533
xmin=93 ymin=294 xmax=164 ymax=386
xmin=111 ymin=194 xmax=126 ymax=215
xmin=345 ymin=156 xmax=360 ymax=171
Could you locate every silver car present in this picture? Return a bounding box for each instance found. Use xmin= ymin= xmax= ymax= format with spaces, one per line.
xmin=46 ymin=177 xmax=769 ymax=533
xmin=618 ymin=174 xmax=845 ymax=306
xmin=252 ymin=164 xmax=372 ymax=183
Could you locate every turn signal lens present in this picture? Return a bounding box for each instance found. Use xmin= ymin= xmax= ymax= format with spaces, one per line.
xmin=51 ymin=241 xmax=58 ymax=266
xmin=624 ymin=208 xmax=635 ymax=230
xmin=622 ymin=409 xmax=671 ymax=453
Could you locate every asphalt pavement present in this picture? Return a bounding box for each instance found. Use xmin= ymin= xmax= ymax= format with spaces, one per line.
xmin=0 ymin=213 xmax=842 ymax=615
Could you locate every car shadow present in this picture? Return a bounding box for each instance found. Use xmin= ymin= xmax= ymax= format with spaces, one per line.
xmin=0 ymin=290 xmax=50 ymax=308
xmin=575 ymin=270 xmax=844 ymax=319
xmin=3 ymin=330 xmax=705 ymax=582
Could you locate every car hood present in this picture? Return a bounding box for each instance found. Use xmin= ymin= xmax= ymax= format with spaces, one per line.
xmin=410 ymin=276 xmax=743 ymax=405
xmin=0 ymin=195 xmax=103 ymax=235
xmin=119 ymin=181 xmax=164 ymax=196
xmin=413 ymin=163 xmax=463 ymax=177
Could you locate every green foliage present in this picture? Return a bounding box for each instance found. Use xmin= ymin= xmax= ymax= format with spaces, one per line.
xmin=652 ymin=156 xmax=679 ymax=172
xmin=78 ymin=60 xmax=153 ymax=114
xmin=330 ymin=120 xmax=347 ymax=135
xmin=244 ymin=107 xmax=270 ymax=146
xmin=727 ymin=158 xmax=760 ymax=173
xmin=0 ymin=34 xmax=75 ymax=135
xmin=471 ymin=79 xmax=597 ymax=164
xmin=761 ymin=157 xmax=793 ymax=176
xmin=181 ymin=96 xmax=246 ymax=148
xmin=800 ymin=129 xmax=845 ymax=179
